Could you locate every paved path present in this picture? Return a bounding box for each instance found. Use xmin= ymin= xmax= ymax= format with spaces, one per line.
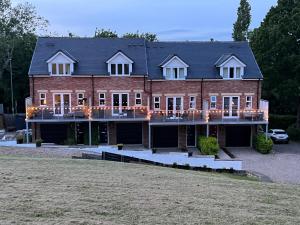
xmin=229 ymin=142 xmax=300 ymax=184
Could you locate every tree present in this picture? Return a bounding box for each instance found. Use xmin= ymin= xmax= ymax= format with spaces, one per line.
xmin=94 ymin=28 xmax=118 ymax=38
xmin=0 ymin=0 xmax=47 ymax=113
xmin=232 ymin=0 xmax=251 ymax=41
xmin=250 ymin=0 xmax=300 ymax=127
xmin=122 ymin=31 xmax=158 ymax=42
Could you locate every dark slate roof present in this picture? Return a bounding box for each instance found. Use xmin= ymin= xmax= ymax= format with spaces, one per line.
xmin=48 ymin=49 xmax=78 ymax=62
xmin=214 ymin=54 xmax=233 ymax=67
xmin=29 ymin=37 xmax=147 ymax=75
xmin=29 ymin=37 xmax=263 ymax=79
xmin=146 ymin=41 xmax=263 ymax=79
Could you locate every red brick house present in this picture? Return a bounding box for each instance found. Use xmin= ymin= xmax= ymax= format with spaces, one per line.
xmin=26 ymin=37 xmax=268 ymax=148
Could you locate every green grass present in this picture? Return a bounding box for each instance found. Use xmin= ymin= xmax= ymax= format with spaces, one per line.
xmin=0 ymin=155 xmax=300 ymax=225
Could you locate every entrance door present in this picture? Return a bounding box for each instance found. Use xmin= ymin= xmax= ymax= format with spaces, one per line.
xmin=223 ymin=96 xmax=239 ymax=118
xmin=99 ymin=122 xmax=108 ymax=144
xmin=152 ymin=126 xmax=178 ymax=148
xmin=54 ymin=94 xmax=71 ymax=115
xmin=186 ymin=125 xmax=196 ymax=147
xmin=167 ymin=97 xmax=182 ymax=117
xmin=226 ymin=126 xmax=251 ymax=147
xmin=112 ymin=93 xmax=128 ymax=115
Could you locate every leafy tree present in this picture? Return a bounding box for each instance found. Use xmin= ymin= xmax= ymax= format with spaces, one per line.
xmin=232 ymin=0 xmax=251 ymax=41
xmin=0 ymin=0 xmax=47 ymax=113
xmin=122 ymin=31 xmax=158 ymax=42
xmin=250 ymin=0 xmax=300 ymax=127
xmin=94 ymin=28 xmax=118 ymax=38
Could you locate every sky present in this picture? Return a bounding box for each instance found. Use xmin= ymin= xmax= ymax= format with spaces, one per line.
xmin=13 ymin=0 xmax=278 ymax=41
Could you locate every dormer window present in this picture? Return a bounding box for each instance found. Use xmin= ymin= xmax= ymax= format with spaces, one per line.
xmin=215 ymin=54 xmax=246 ymax=80
xmin=160 ymin=55 xmax=189 ymax=80
xmin=106 ymin=51 xmax=133 ymax=76
xmin=47 ymin=50 xmax=77 ymax=76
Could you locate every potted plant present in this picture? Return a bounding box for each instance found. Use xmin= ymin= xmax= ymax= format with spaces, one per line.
xmin=117 ymin=144 xmax=123 ymax=150
xmin=16 ymin=134 xmax=24 ymax=144
xmin=188 ymin=151 xmax=193 ymax=157
xmin=152 ymin=148 xmax=157 ymax=154
xmin=36 ymin=139 xmax=43 ymax=147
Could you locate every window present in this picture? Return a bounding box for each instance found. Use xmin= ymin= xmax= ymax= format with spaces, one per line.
xmin=164 ymin=67 xmax=186 ymax=80
xmin=210 ymin=96 xmax=217 ymax=109
xmin=39 ymin=93 xmax=46 ymax=106
xmin=236 ymin=67 xmax=241 ymax=78
xmin=117 ymin=64 xmax=123 ymax=75
xmin=52 ymin=64 xmax=57 ymax=74
xmin=246 ymin=96 xmax=252 ymax=109
xmin=58 ymin=64 xmax=64 ymax=75
xmin=124 ymin=64 xmax=129 ymax=75
xmin=189 ymin=96 xmax=196 ymax=109
xmin=111 ymin=64 xmax=116 ymax=75
xmin=65 ymin=64 xmax=70 ymax=75
xmin=223 ymin=68 xmax=228 ymax=78
xmin=135 ymin=93 xmax=142 ymax=105
xmin=229 ymin=67 xmax=234 ymax=78
xmin=222 ymin=67 xmax=243 ymax=79
xmin=154 ymin=97 xmax=160 ymax=110
xmin=99 ymin=93 xmax=105 ymax=106
xmin=77 ymin=93 xmax=84 ymax=106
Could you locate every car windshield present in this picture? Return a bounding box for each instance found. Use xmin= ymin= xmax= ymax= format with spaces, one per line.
xmin=275 ymin=131 xmax=286 ymax=134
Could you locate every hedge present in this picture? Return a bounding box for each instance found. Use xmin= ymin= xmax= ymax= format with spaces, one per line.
xmin=287 ymin=125 xmax=300 ymax=141
xmin=253 ymin=134 xmax=273 ymax=154
xmin=198 ymin=136 xmax=219 ymax=156
xmin=269 ymin=114 xmax=296 ymax=130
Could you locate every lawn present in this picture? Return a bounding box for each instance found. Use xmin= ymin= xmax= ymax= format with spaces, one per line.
xmin=1 ymin=155 xmax=300 ymax=225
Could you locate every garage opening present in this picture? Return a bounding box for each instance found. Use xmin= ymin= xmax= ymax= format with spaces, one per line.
xmin=116 ymin=123 xmax=142 ymax=144
xmin=152 ymin=126 xmax=178 ymax=148
xmin=40 ymin=123 xmax=68 ymax=144
xmin=226 ymin=126 xmax=251 ymax=147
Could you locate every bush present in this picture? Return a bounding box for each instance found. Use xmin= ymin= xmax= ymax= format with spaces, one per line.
xmin=198 ymin=136 xmax=219 ymax=155
xmin=253 ymin=134 xmax=273 ymax=154
xmin=16 ymin=134 xmax=24 ymax=144
xmin=287 ymin=125 xmax=300 ymax=141
xmin=269 ymin=114 xmax=296 ymax=130
xmin=36 ymin=138 xmax=43 ymax=147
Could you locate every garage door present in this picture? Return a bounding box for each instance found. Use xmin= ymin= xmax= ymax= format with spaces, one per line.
xmin=40 ymin=123 xmax=68 ymax=144
xmin=152 ymin=126 xmax=178 ymax=148
xmin=116 ymin=123 xmax=142 ymax=144
xmin=226 ymin=126 xmax=251 ymax=147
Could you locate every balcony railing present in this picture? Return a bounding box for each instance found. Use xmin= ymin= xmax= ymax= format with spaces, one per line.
xmin=26 ymin=107 xmax=89 ymax=120
xmin=91 ymin=106 xmax=148 ymax=120
xmin=150 ymin=110 xmax=204 ymax=123
xmin=208 ymin=110 xmax=266 ymax=122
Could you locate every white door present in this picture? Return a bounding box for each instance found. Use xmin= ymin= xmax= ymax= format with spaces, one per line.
xmin=166 ymin=97 xmax=183 ymax=116
xmin=53 ymin=94 xmax=71 ymax=115
xmin=112 ymin=93 xmax=128 ymax=115
xmin=223 ymin=96 xmax=239 ymax=118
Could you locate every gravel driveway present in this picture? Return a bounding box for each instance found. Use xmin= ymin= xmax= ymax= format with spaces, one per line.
xmin=229 ymin=142 xmax=300 ymax=184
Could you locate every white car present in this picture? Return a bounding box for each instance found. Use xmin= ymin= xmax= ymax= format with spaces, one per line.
xmin=267 ymin=129 xmax=289 ymax=144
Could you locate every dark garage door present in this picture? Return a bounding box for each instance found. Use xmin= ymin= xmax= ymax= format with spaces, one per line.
xmin=40 ymin=123 xmax=68 ymax=144
xmin=152 ymin=126 xmax=178 ymax=148
xmin=116 ymin=123 xmax=142 ymax=144
xmin=226 ymin=126 xmax=251 ymax=147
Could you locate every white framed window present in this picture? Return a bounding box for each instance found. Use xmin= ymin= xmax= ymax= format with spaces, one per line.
xmin=135 ymin=93 xmax=142 ymax=106
xmin=246 ymin=96 xmax=253 ymax=109
xmin=189 ymin=96 xmax=196 ymax=109
xmin=39 ymin=93 xmax=46 ymax=106
xmin=51 ymin=63 xmax=72 ymax=75
xmin=109 ymin=63 xmax=131 ymax=76
xmin=99 ymin=93 xmax=106 ymax=106
xmin=164 ymin=67 xmax=187 ymax=80
xmin=154 ymin=97 xmax=160 ymax=110
xmin=210 ymin=96 xmax=217 ymax=109
xmin=222 ymin=67 xmax=243 ymax=79
xmin=77 ymin=93 xmax=84 ymax=106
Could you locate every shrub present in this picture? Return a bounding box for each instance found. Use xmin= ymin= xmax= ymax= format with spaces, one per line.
xmin=16 ymin=134 xmax=24 ymax=144
xmin=36 ymin=138 xmax=43 ymax=147
xmin=287 ymin=125 xmax=300 ymax=141
xmin=64 ymin=138 xmax=76 ymax=145
xmin=269 ymin=114 xmax=296 ymax=130
xmin=253 ymin=134 xmax=273 ymax=154
xmin=198 ymin=136 xmax=219 ymax=155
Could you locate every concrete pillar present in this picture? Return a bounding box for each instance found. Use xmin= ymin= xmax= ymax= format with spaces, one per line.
xmin=148 ymin=124 xmax=151 ymax=149
xmin=218 ymin=125 xmax=226 ymax=148
xmin=26 ymin=121 xmax=29 ymax=144
xmin=108 ymin=122 xmax=116 ymax=145
xmin=142 ymin=121 xmax=149 ymax=148
xmin=178 ymin=125 xmax=187 ymax=149
xmin=88 ymin=121 xmax=92 ymax=146
xmin=206 ymin=124 xmax=209 ymax=137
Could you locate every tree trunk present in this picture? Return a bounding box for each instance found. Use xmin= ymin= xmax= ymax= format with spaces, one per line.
xmin=297 ymin=96 xmax=300 ymax=129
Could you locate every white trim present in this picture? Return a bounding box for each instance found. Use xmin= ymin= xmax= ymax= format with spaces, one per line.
xmin=188 ymin=93 xmax=198 ymax=96
xmin=133 ymin=90 xmax=144 ymax=93
xmin=135 ymin=92 xmax=142 ymax=106
xmin=153 ymin=96 xmax=161 ymax=111
xmin=152 ymin=94 xmax=162 ymax=97
xmin=209 ymin=93 xmax=219 ymax=96
xmin=217 ymin=55 xmax=246 ymax=67
xmin=164 ymin=93 xmax=185 ymax=97
xmin=246 ymin=96 xmax=253 ymax=109
xmin=37 ymin=90 xmax=48 ymax=93
xmin=75 ymin=90 xmax=86 ymax=93
xmin=222 ymin=96 xmax=240 ymax=118
xmin=50 ymin=90 xmax=73 ymax=93
xmin=244 ymin=93 xmax=255 ymax=96
xmin=52 ymin=93 xmax=71 ymax=116
xmin=106 ymin=52 xmax=134 ymax=64
xmin=161 ymin=55 xmax=189 ymax=68
xmin=165 ymin=96 xmax=184 ymax=115
xmin=111 ymin=93 xmax=129 ymax=115
xmin=99 ymin=93 xmax=106 ymax=106
xmin=210 ymin=96 xmax=217 ymax=109
xmin=189 ymin=96 xmax=196 ymax=109
xmin=97 ymin=90 xmax=108 ymax=93
xmin=109 ymin=90 xmax=131 ymax=93
xmin=77 ymin=93 xmax=85 ymax=106
xmin=46 ymin=51 xmax=76 ymax=63
xmin=221 ymin=93 xmax=242 ymax=96
xmin=39 ymin=92 xmax=47 ymax=106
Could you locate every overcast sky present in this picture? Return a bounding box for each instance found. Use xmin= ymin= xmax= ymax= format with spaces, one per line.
xmin=13 ymin=0 xmax=278 ymax=41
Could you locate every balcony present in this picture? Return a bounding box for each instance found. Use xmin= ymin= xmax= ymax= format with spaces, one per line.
xmin=149 ymin=110 xmax=205 ymax=124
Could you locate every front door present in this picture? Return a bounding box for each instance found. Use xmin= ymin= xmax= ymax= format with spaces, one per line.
xmin=112 ymin=93 xmax=128 ymax=115
xmin=54 ymin=94 xmax=71 ymax=115
xmin=223 ymin=96 xmax=239 ymax=118
xmin=167 ymin=97 xmax=182 ymax=117
xmin=186 ymin=125 xmax=196 ymax=147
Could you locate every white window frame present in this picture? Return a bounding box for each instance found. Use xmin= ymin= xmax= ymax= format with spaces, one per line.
xmin=39 ymin=93 xmax=46 ymax=106
xmin=164 ymin=67 xmax=187 ymax=80
xmin=246 ymin=96 xmax=253 ymax=109
xmin=189 ymin=96 xmax=196 ymax=109
xmin=77 ymin=93 xmax=84 ymax=106
xmin=222 ymin=96 xmax=240 ymax=118
xmin=153 ymin=97 xmax=160 ymax=111
xmin=50 ymin=63 xmax=72 ymax=76
xmin=166 ymin=96 xmax=184 ymax=115
xmin=135 ymin=93 xmax=142 ymax=106
xmin=52 ymin=93 xmax=71 ymax=116
xmin=221 ymin=66 xmax=243 ymax=80
xmin=99 ymin=93 xmax=106 ymax=106
xmin=210 ymin=96 xmax=217 ymax=109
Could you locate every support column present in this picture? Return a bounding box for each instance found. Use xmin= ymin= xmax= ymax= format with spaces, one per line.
xmin=266 ymin=123 xmax=268 ymax=140
xmin=148 ymin=124 xmax=151 ymax=149
xmin=89 ymin=121 xmax=92 ymax=146
xmin=206 ymin=124 xmax=209 ymax=137
xmin=26 ymin=121 xmax=29 ymax=144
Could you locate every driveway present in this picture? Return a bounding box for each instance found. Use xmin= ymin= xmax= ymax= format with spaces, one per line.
xmin=229 ymin=142 xmax=300 ymax=184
